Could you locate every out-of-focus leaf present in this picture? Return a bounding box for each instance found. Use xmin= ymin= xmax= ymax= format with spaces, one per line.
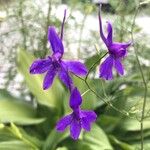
xmin=140 ymin=0 xmax=150 ymax=6
xmin=109 ymin=135 xmax=135 ymax=150
xmin=0 ymin=124 xmax=42 ymax=149
xmin=85 ymin=52 xmax=107 ymax=70
xmin=43 ymin=128 xmax=69 ymax=150
xmin=82 ymin=124 xmax=113 ymax=150
xmin=56 ymin=147 xmax=68 ymax=150
xmin=97 ymin=115 xmax=121 ymax=132
xmin=122 ymin=130 xmax=150 ymax=141
xmin=121 ymin=118 xmax=150 ymax=131
xmin=0 ymin=140 xmax=33 ymax=150
xmin=17 ymin=49 xmax=65 ymax=108
xmin=9 ymin=123 xmax=42 ymax=149
xmin=109 ymin=0 xmax=138 ymax=15
xmin=0 ymin=90 xmax=16 ymax=101
xmin=0 ymin=91 xmax=45 ymax=125
xmin=123 ymin=85 xmax=150 ymax=97
xmin=124 ymin=96 xmax=150 ymax=119
xmin=133 ymin=140 xmax=150 ymax=150
xmin=85 ymin=54 xmax=100 ymax=69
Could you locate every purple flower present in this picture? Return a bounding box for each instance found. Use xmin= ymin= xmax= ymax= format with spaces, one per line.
xmin=98 ymin=6 xmax=131 ymax=80
xmin=30 ymin=11 xmax=87 ymax=91
xmin=56 ymin=88 xmax=97 ymax=140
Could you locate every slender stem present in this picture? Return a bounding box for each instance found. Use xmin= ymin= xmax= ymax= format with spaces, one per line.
xmin=81 ymin=89 xmax=90 ymax=97
xmin=84 ymin=75 xmax=134 ymax=119
xmin=119 ymin=15 xmax=125 ymax=42
xmin=85 ymin=52 xmax=108 ymax=81
xmin=60 ymin=9 xmax=66 ymax=40
xmin=19 ymin=0 xmax=27 ymax=50
xmin=131 ymin=5 xmax=148 ymax=150
xmin=74 ymin=53 xmax=137 ymax=119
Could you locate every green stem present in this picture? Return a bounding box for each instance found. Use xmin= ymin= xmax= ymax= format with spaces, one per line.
xmin=85 ymin=52 xmax=108 ymax=81
xmin=74 ymin=53 xmax=137 ymax=119
xmin=19 ymin=0 xmax=27 ymax=50
xmin=131 ymin=5 xmax=148 ymax=150
xmin=119 ymin=15 xmax=124 ymax=42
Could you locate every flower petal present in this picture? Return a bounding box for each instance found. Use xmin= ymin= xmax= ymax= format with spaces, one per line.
xmin=48 ymin=26 xmax=64 ymax=55
xmin=81 ymin=110 xmax=97 ymax=123
xmin=56 ymin=114 xmax=72 ymax=132
xmin=58 ymin=67 xmax=73 ymax=91
xmin=80 ymin=110 xmax=97 ymax=131
xmin=63 ymin=61 xmax=87 ymax=76
xmin=30 ymin=58 xmax=52 ymax=74
xmin=43 ymin=66 xmax=56 ymax=90
xmin=99 ymin=56 xmax=114 ymax=80
xmin=69 ymin=87 xmax=82 ymax=109
xmin=114 ymin=59 xmax=124 ymax=75
xmin=70 ymin=119 xmax=81 ymax=140
xmin=81 ymin=117 xmax=91 ymax=131
xmin=106 ymin=21 xmax=113 ymax=45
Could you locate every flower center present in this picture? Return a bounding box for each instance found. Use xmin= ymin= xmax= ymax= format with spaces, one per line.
xmin=51 ymin=52 xmax=62 ymax=69
xmin=108 ymin=47 xmax=126 ymax=59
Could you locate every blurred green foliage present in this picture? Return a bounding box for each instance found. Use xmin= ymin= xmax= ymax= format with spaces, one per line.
xmin=0 ymin=0 xmax=150 ymax=150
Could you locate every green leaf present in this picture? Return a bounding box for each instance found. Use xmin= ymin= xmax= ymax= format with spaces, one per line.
xmin=17 ymin=49 xmax=64 ymax=108
xmin=109 ymin=135 xmax=135 ymax=150
xmin=97 ymin=115 xmax=121 ymax=132
xmin=121 ymin=118 xmax=150 ymax=131
xmin=0 ymin=140 xmax=33 ymax=150
xmin=0 ymin=91 xmax=45 ymax=125
xmin=82 ymin=124 xmax=113 ymax=150
xmin=85 ymin=52 xmax=106 ymax=70
xmin=133 ymin=140 xmax=150 ymax=150
xmin=140 ymin=0 xmax=150 ymax=6
xmin=56 ymin=147 xmax=68 ymax=150
xmin=109 ymin=0 xmax=138 ymax=15
xmin=43 ymin=129 xmax=69 ymax=150
xmin=0 ymin=124 xmax=42 ymax=149
xmin=85 ymin=54 xmax=100 ymax=69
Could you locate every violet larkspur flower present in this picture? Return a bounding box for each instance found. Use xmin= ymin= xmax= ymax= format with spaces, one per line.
xmin=30 ymin=10 xmax=87 ymax=90
xmin=98 ymin=5 xmax=131 ymax=80
xmin=56 ymin=88 xmax=97 ymax=140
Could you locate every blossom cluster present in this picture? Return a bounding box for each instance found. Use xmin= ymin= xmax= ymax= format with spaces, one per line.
xmin=29 ymin=7 xmax=131 ymax=140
